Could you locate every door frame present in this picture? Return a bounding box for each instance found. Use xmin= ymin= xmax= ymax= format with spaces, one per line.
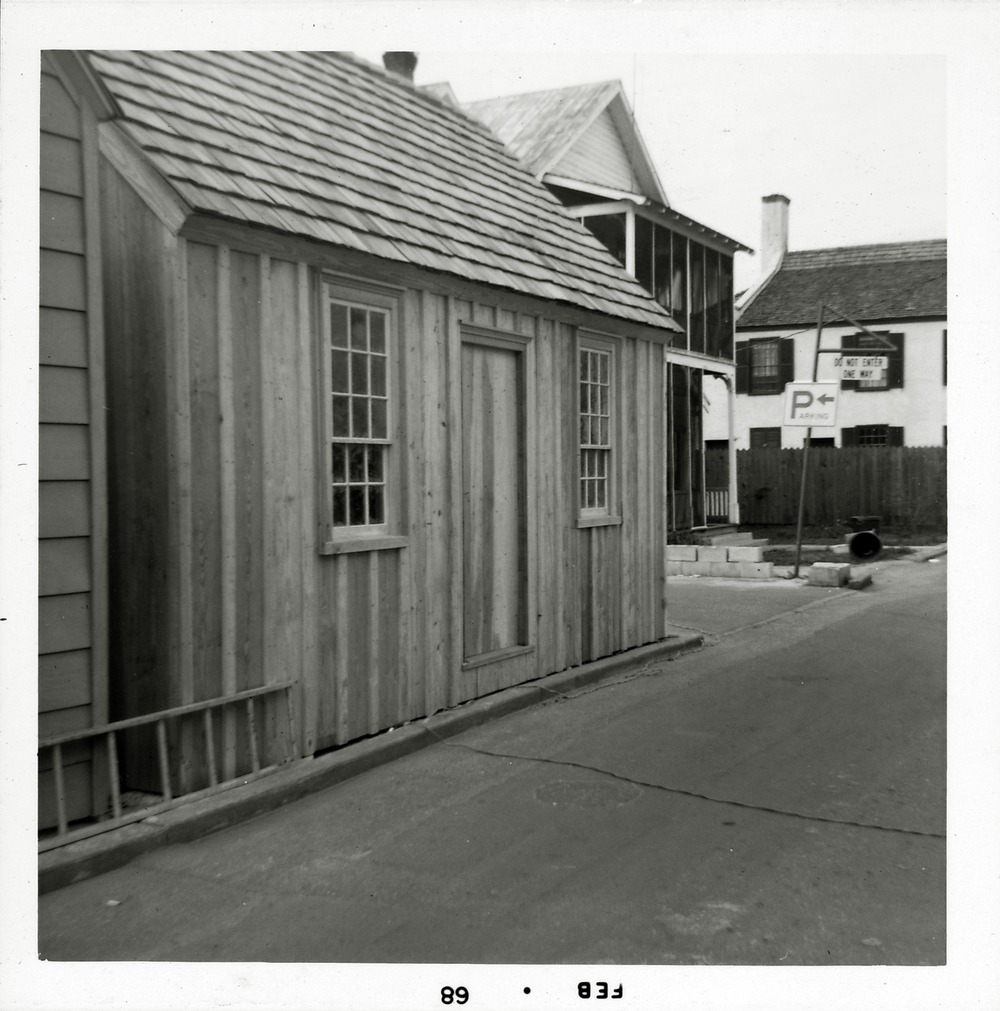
xmin=458 ymin=324 xmax=536 ymax=672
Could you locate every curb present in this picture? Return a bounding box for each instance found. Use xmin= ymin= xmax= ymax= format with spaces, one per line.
xmin=39 ymin=632 xmax=703 ymax=894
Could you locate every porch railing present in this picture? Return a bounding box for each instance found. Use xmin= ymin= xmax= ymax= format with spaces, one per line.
xmin=705 ymin=487 xmax=729 ymax=523
xmin=38 ymin=680 xmax=298 ymax=852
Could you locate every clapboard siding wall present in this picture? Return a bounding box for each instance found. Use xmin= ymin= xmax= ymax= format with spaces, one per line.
xmin=39 ymin=55 xmax=110 ymax=827
xmin=100 ymin=194 xmax=671 ymax=761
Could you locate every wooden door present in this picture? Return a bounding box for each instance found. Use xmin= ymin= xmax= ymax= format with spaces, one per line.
xmin=461 ymin=336 xmax=529 ymax=663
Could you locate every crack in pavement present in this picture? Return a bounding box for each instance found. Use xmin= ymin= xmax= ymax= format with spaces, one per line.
xmin=420 ymin=725 xmax=945 ymax=841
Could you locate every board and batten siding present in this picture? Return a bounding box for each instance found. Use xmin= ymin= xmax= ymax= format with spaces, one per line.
xmin=101 ymin=178 xmax=672 ymax=766
xmin=39 ymin=56 xmax=110 ymax=827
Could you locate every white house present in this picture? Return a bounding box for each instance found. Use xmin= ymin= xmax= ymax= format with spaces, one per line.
xmin=705 ymin=195 xmax=947 ymax=450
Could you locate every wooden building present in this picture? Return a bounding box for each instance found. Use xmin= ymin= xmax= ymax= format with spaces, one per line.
xmin=38 ymin=53 xmax=119 ymax=829
xmin=467 ymin=81 xmax=751 ymax=531
xmin=39 ymin=50 xmax=728 ymax=829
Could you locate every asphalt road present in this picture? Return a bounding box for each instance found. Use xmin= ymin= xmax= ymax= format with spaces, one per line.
xmin=38 ymin=561 xmax=946 ymax=968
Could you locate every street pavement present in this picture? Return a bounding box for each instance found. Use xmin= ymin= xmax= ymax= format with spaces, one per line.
xmin=37 ymin=559 xmax=946 ymax=971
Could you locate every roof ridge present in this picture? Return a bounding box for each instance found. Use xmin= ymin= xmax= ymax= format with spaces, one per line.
xmin=464 ymin=79 xmax=620 ymax=109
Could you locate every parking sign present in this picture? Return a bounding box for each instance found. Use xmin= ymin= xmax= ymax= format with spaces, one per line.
xmin=783 ymin=382 xmax=839 ymax=427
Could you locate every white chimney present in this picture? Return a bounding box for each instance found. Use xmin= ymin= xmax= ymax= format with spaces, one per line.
xmin=760 ymin=194 xmax=790 ymax=277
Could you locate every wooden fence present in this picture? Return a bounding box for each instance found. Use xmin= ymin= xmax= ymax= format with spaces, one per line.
xmin=707 ymin=446 xmax=947 ymax=529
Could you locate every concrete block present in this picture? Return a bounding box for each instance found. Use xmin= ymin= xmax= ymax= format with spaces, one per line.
xmin=738 ymin=561 xmax=774 ymax=579
xmin=666 ymin=560 xmax=684 ymax=576
xmin=709 ymin=561 xmax=741 ymax=577
xmin=727 ymin=546 xmax=764 ymax=563
xmin=681 ymin=561 xmax=711 ymax=576
xmin=696 ymin=546 xmax=729 ymax=562
xmin=807 ymin=562 xmax=851 ymax=587
xmin=667 ymin=545 xmax=698 ymax=561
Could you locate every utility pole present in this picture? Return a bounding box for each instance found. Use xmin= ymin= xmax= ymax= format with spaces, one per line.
xmin=793 ymin=303 xmax=824 ymax=578
xmin=790 ymin=303 xmax=897 ymax=578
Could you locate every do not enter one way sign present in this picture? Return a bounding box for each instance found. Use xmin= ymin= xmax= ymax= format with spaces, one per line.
xmin=783 ymin=382 xmax=839 ymax=427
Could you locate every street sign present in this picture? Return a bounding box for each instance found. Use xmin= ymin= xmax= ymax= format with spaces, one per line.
xmin=833 ymin=355 xmax=888 ymax=381
xmin=783 ymin=382 xmax=838 ymax=427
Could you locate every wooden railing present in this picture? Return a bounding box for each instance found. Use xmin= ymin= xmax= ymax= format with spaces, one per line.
xmin=38 ymin=681 xmax=298 ymax=852
xmin=705 ymin=487 xmax=729 ymax=523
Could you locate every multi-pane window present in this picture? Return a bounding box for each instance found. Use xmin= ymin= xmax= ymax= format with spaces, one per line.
xmin=750 ymin=341 xmax=780 ymax=393
xmin=749 ymin=427 xmax=781 ymax=449
xmin=736 ymin=337 xmax=794 ymax=395
xmin=579 ymin=346 xmax=612 ymax=513
xmin=329 ymin=298 xmax=389 ymax=530
xmin=842 ymin=425 xmax=903 ymax=447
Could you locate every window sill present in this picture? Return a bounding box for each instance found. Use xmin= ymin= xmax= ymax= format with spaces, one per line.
xmin=577 ymin=514 xmax=622 ymax=529
xmin=321 ymin=535 xmax=408 ymax=556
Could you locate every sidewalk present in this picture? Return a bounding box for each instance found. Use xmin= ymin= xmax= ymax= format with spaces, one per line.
xmin=38 ymin=547 xmax=945 ymax=893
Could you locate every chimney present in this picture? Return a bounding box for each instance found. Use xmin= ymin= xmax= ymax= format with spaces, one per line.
xmin=760 ymin=194 xmax=790 ymax=277
xmin=383 ymin=52 xmax=418 ymax=82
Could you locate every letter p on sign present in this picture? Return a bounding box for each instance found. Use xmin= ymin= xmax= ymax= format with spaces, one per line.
xmin=783 ymin=382 xmax=838 ymax=427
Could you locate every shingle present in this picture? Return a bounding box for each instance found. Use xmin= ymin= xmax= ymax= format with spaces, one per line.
xmin=739 ymin=242 xmax=947 ymax=326
xmin=87 ymin=50 xmax=677 ymax=332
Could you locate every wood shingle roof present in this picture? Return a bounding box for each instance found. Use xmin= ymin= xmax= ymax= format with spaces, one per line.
xmin=87 ymin=50 xmax=679 ymax=332
xmin=738 ymin=239 xmax=946 ymax=327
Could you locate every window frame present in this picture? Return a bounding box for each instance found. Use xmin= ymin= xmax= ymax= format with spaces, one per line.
xmin=749 ymin=427 xmax=782 ymax=450
xmin=319 ymin=276 xmax=406 ymax=555
xmin=735 ymin=336 xmax=794 ymax=396
xmin=576 ymin=330 xmax=622 ymax=529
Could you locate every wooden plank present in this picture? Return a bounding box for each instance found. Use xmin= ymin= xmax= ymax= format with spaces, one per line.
xmin=377 ymin=550 xmax=402 ymax=729
xmin=186 ymin=240 xmax=223 ymax=704
xmin=40 ymin=249 xmax=87 ymax=311
xmin=39 ymin=649 xmax=91 ymax=712
xmin=296 ymin=261 xmax=320 ymax=756
xmin=367 ymin=553 xmax=381 ymax=734
xmin=421 ymin=290 xmax=450 ymax=710
xmin=261 ymin=258 xmax=303 ymax=696
xmin=40 ymin=307 xmax=88 ymax=367
xmin=229 ymin=249 xmax=265 ymax=694
xmin=82 ymin=92 xmax=110 ymax=742
xmin=171 ymin=238 xmax=196 ymax=711
xmin=534 ymin=319 xmax=557 ymax=674
xmin=39 ymin=480 xmax=90 ymax=537
xmin=400 ymin=288 xmax=426 ymax=723
xmin=217 ymin=244 xmax=236 ymax=776
xmin=39 ymin=704 xmax=92 ymax=738
xmin=39 ymin=761 xmax=92 ymax=831
xmin=41 ymin=71 xmax=81 ymax=140
xmin=41 ymin=131 xmax=84 ymax=196
xmin=40 ymin=190 xmax=85 ymax=255
xmin=38 ymin=593 xmax=90 ymax=654
xmin=39 ymin=424 xmax=89 ymax=480
xmin=38 ymin=537 xmax=90 ymax=596
xmin=39 ymin=364 xmax=89 ymax=424
xmin=446 ymin=295 xmax=465 ymax=708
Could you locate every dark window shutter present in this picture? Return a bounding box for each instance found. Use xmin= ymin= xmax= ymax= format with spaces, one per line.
xmin=735 ymin=341 xmax=749 ymax=393
xmin=841 ymin=427 xmax=857 ymax=447
xmin=942 ymin=330 xmax=947 ymax=386
xmin=778 ymin=337 xmax=794 ymax=389
xmin=888 ymin=333 xmax=904 ymax=388
xmin=888 ymin=426 xmax=904 ymax=446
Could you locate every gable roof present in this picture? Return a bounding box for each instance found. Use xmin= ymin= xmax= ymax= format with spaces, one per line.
xmin=86 ymin=50 xmax=678 ymax=332
xmin=465 ymin=81 xmax=667 ymax=205
xmin=737 ymin=239 xmax=947 ymax=327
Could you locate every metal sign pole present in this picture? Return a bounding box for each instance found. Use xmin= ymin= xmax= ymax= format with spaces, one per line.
xmin=793 ymin=303 xmax=825 ymax=578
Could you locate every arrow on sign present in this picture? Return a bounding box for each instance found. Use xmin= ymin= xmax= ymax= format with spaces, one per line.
xmin=817 ymin=393 xmax=835 ymax=404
